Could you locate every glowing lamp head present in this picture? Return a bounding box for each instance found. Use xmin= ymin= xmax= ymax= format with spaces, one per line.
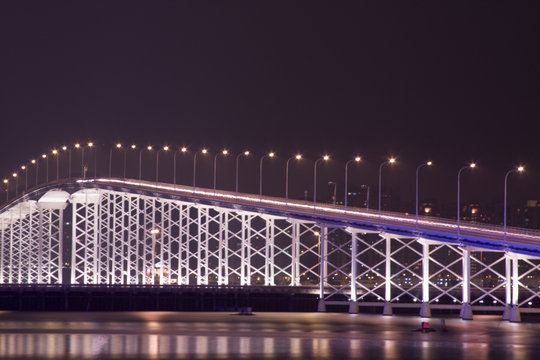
xmin=75 ymin=143 xmax=80 ymax=149
xmin=222 ymin=149 xmax=228 ymax=155
xmin=147 ymin=146 xmax=152 ymax=151
xmin=3 ymin=179 xmax=7 ymax=184
xmin=12 ymin=173 xmax=17 ymax=178
xmin=163 ymin=146 xmax=169 ymax=151
xmin=427 ymin=161 xmax=433 ymax=166
xmin=62 ymin=146 xmax=67 ymax=151
xmin=42 ymin=154 xmax=47 ymax=159
xmin=518 ymin=166 xmax=525 ymax=172
xmin=296 ymin=154 xmax=302 ymax=160
xmin=323 ymin=155 xmax=330 ymax=161
xmin=52 ymin=149 xmax=58 ymax=155
xmin=21 ymin=166 xmax=26 ymax=170
xmin=202 ymin=149 xmax=208 ymax=154
xmin=181 ymin=147 xmax=187 ymax=152
xmin=269 ymin=152 xmax=275 ymax=158
xmin=150 ymin=228 xmax=160 ymax=235
xmin=313 ymin=231 xmax=320 ymax=236
xmin=355 ymin=156 xmax=361 ymax=162
xmin=389 ymin=158 xmax=396 ymax=164
xmin=470 ymin=163 xmax=476 ymax=168
xmin=116 ymin=143 xmax=122 ymax=149
xmin=31 ymin=159 xmax=36 ymax=164
xmin=131 ymin=144 xmax=136 ymax=149
xmin=244 ymin=150 xmax=250 ymax=156
xmin=88 ymin=142 xmax=94 ymax=147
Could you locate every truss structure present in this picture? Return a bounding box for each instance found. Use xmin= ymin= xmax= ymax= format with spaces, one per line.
xmin=1 ymin=186 xmax=540 ymax=321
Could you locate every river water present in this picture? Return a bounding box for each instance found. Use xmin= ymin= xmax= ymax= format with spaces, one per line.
xmin=0 ymin=311 xmax=537 ymax=359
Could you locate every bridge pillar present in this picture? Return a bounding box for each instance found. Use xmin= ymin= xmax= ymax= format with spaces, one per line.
xmin=460 ymin=247 xmax=473 ymax=320
xmin=510 ymin=255 xmax=521 ymax=322
xmin=317 ymin=225 xmax=327 ymax=312
xmin=420 ymin=240 xmax=431 ymax=317
xmin=383 ymin=235 xmax=393 ymax=316
xmin=502 ymin=256 xmax=512 ymax=320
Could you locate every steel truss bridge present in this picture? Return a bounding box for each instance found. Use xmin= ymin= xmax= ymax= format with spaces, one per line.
xmin=2 ymin=177 xmax=540 ymax=322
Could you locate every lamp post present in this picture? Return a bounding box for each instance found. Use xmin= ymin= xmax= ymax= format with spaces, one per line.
xmin=156 ymin=145 xmax=169 ymax=183
xmin=173 ymin=147 xmax=188 ymax=186
xmin=415 ymin=161 xmax=433 ymax=228
xmin=87 ymin=142 xmax=94 ymax=179
xmin=259 ymin=152 xmax=275 ymax=199
xmin=42 ymin=154 xmax=48 ymax=183
xmin=213 ymin=149 xmax=228 ymax=191
xmin=313 ymin=155 xmax=330 ymax=207
xmin=32 ymin=159 xmax=38 ymax=187
xmin=52 ymin=149 xmax=59 ymax=182
xmin=285 ymin=154 xmax=302 ymax=202
xmin=344 ymin=156 xmax=361 ymax=211
xmin=109 ymin=143 xmax=122 ymax=177
xmin=126 ymin=144 xmax=136 ymax=179
xmin=193 ymin=149 xmax=208 ymax=190
xmin=457 ymin=163 xmax=476 ymax=238
xmin=139 ymin=146 xmax=153 ymax=181
xmin=378 ymin=158 xmax=396 ymax=218
xmin=62 ymin=146 xmax=70 ymax=180
xmin=2 ymin=179 xmax=8 ymax=202
xmin=504 ymin=166 xmax=525 ymax=245
xmin=235 ymin=150 xmax=250 ymax=195
xmin=21 ymin=165 xmax=28 ymax=193
xmin=12 ymin=173 xmax=18 ymax=198
xmin=74 ymin=143 xmax=82 ymax=178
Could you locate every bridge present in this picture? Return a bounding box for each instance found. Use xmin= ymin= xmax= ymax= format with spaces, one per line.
xmin=2 ymin=174 xmax=540 ymax=322
xmin=2 ymin=143 xmax=540 ymax=322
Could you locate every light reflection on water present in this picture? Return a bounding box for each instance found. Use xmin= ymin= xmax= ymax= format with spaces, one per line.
xmin=0 ymin=332 xmax=531 ymax=359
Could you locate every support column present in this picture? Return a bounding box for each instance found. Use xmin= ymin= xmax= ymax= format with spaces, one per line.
xmin=196 ymin=208 xmax=202 ymax=285
xmin=510 ymin=255 xmax=521 ymax=322
xmin=240 ymin=214 xmax=246 ymax=285
xmin=502 ymin=255 xmax=511 ymax=320
xmin=460 ymin=247 xmax=473 ymax=320
xmin=317 ymin=225 xmax=327 ymax=312
xmin=420 ymin=240 xmax=431 ymax=317
xmin=38 ymin=207 xmax=43 ymax=284
xmin=383 ymin=235 xmax=392 ymax=316
xmin=349 ymin=232 xmax=358 ymax=314
xmin=290 ymin=222 xmax=298 ymax=286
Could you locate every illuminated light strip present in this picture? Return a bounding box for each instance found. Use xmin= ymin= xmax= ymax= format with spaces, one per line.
xmin=77 ymin=178 xmax=540 ymax=243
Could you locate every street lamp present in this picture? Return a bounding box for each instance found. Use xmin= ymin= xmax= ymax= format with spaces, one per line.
xmin=109 ymin=143 xmax=122 ymax=177
xmin=87 ymin=142 xmax=94 ymax=178
xmin=213 ymin=149 xmax=228 ymax=191
xmin=313 ymin=155 xmax=330 ymax=207
xmin=259 ymin=152 xmax=275 ymax=199
xmin=2 ymin=179 xmax=8 ymax=202
xmin=12 ymin=173 xmax=18 ymax=198
xmin=457 ymin=163 xmax=476 ymax=238
xmin=156 ymin=145 xmax=170 ymax=183
xmin=52 ymin=149 xmax=59 ymax=182
xmin=139 ymin=146 xmax=153 ymax=181
xmin=74 ymin=143 xmax=82 ymax=178
xmin=285 ymin=154 xmax=302 ymax=202
xmin=193 ymin=149 xmax=208 ymax=190
xmin=235 ymin=150 xmax=250 ymax=194
xmin=378 ymin=158 xmax=396 ymax=218
xmin=21 ymin=165 xmax=28 ymax=193
xmin=42 ymin=154 xmax=48 ymax=183
xmin=31 ymin=159 xmax=37 ymax=187
xmin=504 ymin=166 xmax=525 ymax=245
xmin=415 ymin=161 xmax=433 ymax=228
xmin=173 ymin=147 xmax=188 ymax=186
xmin=344 ymin=156 xmax=361 ymax=211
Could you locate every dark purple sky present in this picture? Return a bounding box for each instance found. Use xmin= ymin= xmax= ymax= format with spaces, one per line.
xmin=1 ymin=2 xmax=539 ymax=209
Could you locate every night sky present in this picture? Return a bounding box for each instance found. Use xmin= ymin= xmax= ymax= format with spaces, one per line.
xmin=1 ymin=2 xmax=539 ymax=214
